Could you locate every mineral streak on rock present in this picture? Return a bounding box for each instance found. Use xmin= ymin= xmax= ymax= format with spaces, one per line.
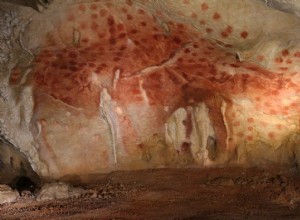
xmin=1 ymin=0 xmax=300 ymax=179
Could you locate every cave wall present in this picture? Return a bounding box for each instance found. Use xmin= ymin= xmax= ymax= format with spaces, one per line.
xmin=1 ymin=0 xmax=300 ymax=181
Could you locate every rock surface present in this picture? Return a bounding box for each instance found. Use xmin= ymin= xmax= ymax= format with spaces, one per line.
xmin=0 ymin=141 xmax=40 ymax=186
xmin=0 ymin=184 xmax=19 ymax=204
xmin=1 ymin=0 xmax=300 ymax=180
xmin=36 ymin=182 xmax=86 ymax=201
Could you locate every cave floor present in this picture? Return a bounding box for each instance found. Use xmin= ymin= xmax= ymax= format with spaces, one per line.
xmin=1 ymin=167 xmax=300 ymax=219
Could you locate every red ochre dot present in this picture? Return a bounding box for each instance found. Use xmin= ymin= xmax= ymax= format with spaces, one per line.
xmin=138 ymin=9 xmax=145 ymax=14
xmin=268 ymin=132 xmax=275 ymax=139
xmin=206 ymin=28 xmax=213 ymax=33
xmin=213 ymin=12 xmax=221 ymax=20
xmin=107 ymin=16 xmax=115 ymax=26
xmin=233 ymin=122 xmax=240 ymax=127
xmin=91 ymin=22 xmax=99 ymax=30
xmin=269 ymin=109 xmax=276 ymax=115
xmin=201 ymin=3 xmax=209 ymax=11
xmin=118 ymin=33 xmax=126 ymax=39
xmin=256 ymin=55 xmax=264 ymax=61
xmin=276 ymin=124 xmax=282 ymax=130
xmin=254 ymin=96 xmax=261 ymax=102
xmin=91 ymin=13 xmax=98 ymax=19
xmin=69 ymin=52 xmax=77 ymax=58
xmin=117 ymin=24 xmax=125 ymax=31
xmin=282 ymin=49 xmax=289 ymax=56
xmin=100 ymin=9 xmax=107 ymax=17
xmin=221 ymin=31 xmax=229 ymax=38
xmin=184 ymin=48 xmax=191 ymax=53
xmin=130 ymin=29 xmax=138 ymax=34
xmin=199 ymin=20 xmax=206 ymax=25
xmin=275 ymin=57 xmax=283 ymax=63
xmin=126 ymin=0 xmax=133 ymax=6
xmin=119 ymin=45 xmax=127 ymax=50
xmin=294 ymin=51 xmax=300 ymax=57
xmin=247 ymin=135 xmax=253 ymax=141
xmin=140 ymin=21 xmax=147 ymax=26
xmin=247 ymin=126 xmax=253 ymax=131
xmin=237 ymin=132 xmax=244 ymax=138
xmin=82 ymin=38 xmax=89 ymax=43
xmin=240 ymin=31 xmax=248 ymax=39
xmin=247 ymin=118 xmax=254 ymax=123
xmin=226 ymin=26 xmax=233 ymax=33
xmin=121 ymin=7 xmax=128 ymax=13
xmin=90 ymin=4 xmax=97 ymax=10
xmin=78 ymin=4 xmax=86 ymax=12
xmin=80 ymin=22 xmax=88 ymax=30
xmin=191 ymin=12 xmax=197 ymax=18
xmin=109 ymin=38 xmax=116 ymax=45
xmin=67 ymin=14 xmax=75 ymax=21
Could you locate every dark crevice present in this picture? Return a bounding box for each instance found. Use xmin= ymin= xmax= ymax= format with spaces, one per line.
xmin=0 ymin=140 xmax=41 ymax=193
xmin=11 ymin=176 xmax=38 ymax=193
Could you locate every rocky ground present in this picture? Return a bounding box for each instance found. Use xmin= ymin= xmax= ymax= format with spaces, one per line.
xmin=1 ymin=167 xmax=300 ymax=219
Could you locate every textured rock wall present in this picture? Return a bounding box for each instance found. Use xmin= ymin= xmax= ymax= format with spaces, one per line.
xmin=1 ymin=0 xmax=300 ymax=181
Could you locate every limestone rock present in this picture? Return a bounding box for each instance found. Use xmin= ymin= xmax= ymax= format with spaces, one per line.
xmin=1 ymin=0 xmax=300 ymax=181
xmin=36 ymin=182 xmax=86 ymax=201
xmin=0 ymin=185 xmax=19 ymax=204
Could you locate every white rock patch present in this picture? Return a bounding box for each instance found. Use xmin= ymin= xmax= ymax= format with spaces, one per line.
xmin=36 ymin=182 xmax=86 ymax=201
xmin=0 ymin=185 xmax=19 ymax=204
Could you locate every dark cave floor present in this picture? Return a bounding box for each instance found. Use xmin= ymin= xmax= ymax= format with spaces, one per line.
xmin=1 ymin=167 xmax=300 ymax=219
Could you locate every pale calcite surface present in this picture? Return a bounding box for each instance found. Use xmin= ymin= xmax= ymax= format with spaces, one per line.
xmin=36 ymin=182 xmax=86 ymax=201
xmin=0 ymin=185 xmax=19 ymax=204
xmin=1 ymin=0 xmax=300 ymax=180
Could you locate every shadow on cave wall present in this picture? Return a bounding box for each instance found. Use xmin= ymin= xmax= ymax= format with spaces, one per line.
xmin=0 ymin=140 xmax=40 ymax=193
